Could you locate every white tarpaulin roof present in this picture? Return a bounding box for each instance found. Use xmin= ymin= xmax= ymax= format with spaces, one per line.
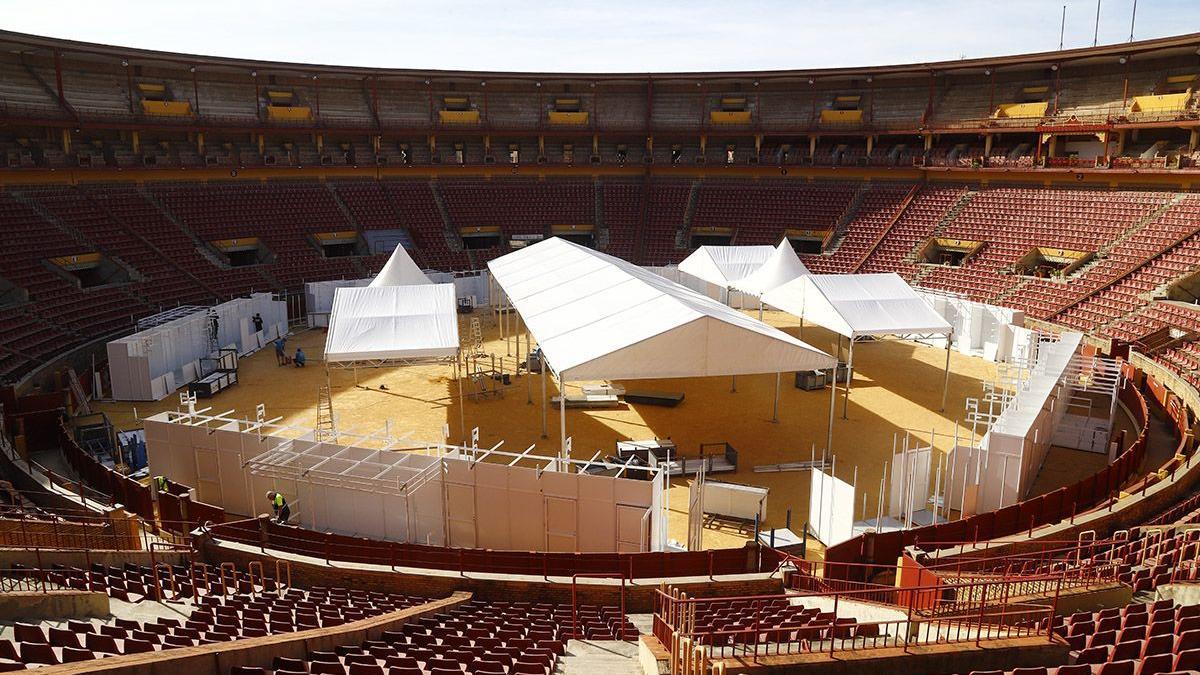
xmin=762 ymin=273 xmax=953 ymax=339
xmin=370 ymin=244 xmax=432 ymax=287
xmin=731 ymin=239 xmax=811 ymax=297
xmin=324 ymin=284 xmax=459 ymax=363
xmin=678 ymin=245 xmax=774 ymax=289
xmin=487 ymin=238 xmax=835 ymax=381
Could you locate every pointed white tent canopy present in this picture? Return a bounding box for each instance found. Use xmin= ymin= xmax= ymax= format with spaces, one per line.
xmin=731 ymin=239 xmax=811 ymax=298
xmin=488 ymin=238 xmax=836 ymax=452
xmin=678 ymin=245 xmax=775 ymax=290
xmin=370 ymin=244 xmax=432 ymax=287
xmin=762 ymin=272 xmax=955 ymax=418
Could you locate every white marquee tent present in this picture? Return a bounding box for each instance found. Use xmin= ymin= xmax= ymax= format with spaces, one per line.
xmin=732 ymin=239 xmax=811 ymax=299
xmin=323 ymin=284 xmax=459 ymax=364
xmin=762 ymin=273 xmax=954 ymax=426
xmin=678 ymin=239 xmax=809 ymax=301
xmin=487 ymin=237 xmax=836 ymax=451
xmin=678 ymin=244 xmax=775 ymax=290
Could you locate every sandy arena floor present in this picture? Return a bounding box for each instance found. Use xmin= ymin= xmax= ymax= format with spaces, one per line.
xmin=98 ymin=309 xmax=1008 ymax=552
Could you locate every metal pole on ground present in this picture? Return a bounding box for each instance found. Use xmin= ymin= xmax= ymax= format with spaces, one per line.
xmin=772 ymin=372 xmax=780 ymax=423
xmin=456 ymin=356 xmax=466 ymax=438
xmin=942 ymin=332 xmax=953 ymax=412
xmin=826 ymin=365 xmax=837 ymax=454
xmin=842 ymin=337 xmax=855 ymax=420
xmin=559 ymin=373 xmax=568 ymax=456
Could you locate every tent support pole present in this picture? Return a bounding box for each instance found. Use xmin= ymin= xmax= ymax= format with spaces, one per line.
xmin=772 ymin=372 xmax=780 ymax=423
xmin=456 ymin=356 xmax=466 ymax=439
xmin=842 ymin=337 xmax=855 ymax=420
xmin=541 ymin=361 xmax=547 ymax=438
xmin=758 ymin=300 xmax=764 ymax=321
xmin=941 ymin=331 xmax=953 ymax=412
xmin=526 ymin=331 xmax=532 ymax=405
xmin=827 ymin=363 xmax=836 ymax=454
xmin=559 ymin=374 xmax=567 ymax=456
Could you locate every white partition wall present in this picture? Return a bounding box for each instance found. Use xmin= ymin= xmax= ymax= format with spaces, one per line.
xmin=143 ymin=409 xmax=665 ymax=552
xmin=809 ymin=468 xmax=856 ymax=547
xmin=108 ymin=294 xmax=286 ymax=401
xmin=915 ymin=289 xmax=1024 ymax=362
xmin=305 ymin=279 xmax=369 ymax=327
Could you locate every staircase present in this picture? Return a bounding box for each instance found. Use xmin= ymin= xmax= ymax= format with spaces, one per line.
xmin=822 ymin=182 xmax=871 ymax=255
xmin=8 ymin=191 xmax=153 ymax=311
xmin=593 ymin=178 xmax=609 ymax=250
xmin=428 ymin=180 xmax=466 ymax=253
xmin=991 ymin=276 xmax=1035 ymax=304
xmin=851 ymin=182 xmax=923 ymax=272
xmin=675 ymin=179 xmax=703 ymax=249
xmin=1051 ymin=196 xmax=1198 ymax=320
xmin=902 ymin=187 xmax=976 ymax=265
xmin=80 ymin=188 xmax=222 ymax=301
xmin=140 ymin=188 xmax=233 ymax=271
xmin=20 ymin=58 xmax=77 ymax=121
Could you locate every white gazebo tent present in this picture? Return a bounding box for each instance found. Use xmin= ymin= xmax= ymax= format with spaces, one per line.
xmin=369 ymin=243 xmax=432 ymax=287
xmin=678 ymin=244 xmax=775 ymax=300
xmin=487 ymin=238 xmax=836 ymax=454
xmin=324 ymin=244 xmax=463 ymax=431
xmin=762 ymin=273 xmax=954 ymax=430
xmin=731 ymin=239 xmax=812 ymax=303
xmin=679 ymin=239 xmax=810 ymax=305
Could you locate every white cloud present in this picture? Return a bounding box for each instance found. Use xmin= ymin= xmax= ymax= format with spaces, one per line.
xmin=2 ymin=0 xmax=1196 ymax=72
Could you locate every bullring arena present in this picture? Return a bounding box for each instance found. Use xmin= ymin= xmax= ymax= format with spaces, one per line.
xmin=2 ymin=20 xmax=1200 ymax=675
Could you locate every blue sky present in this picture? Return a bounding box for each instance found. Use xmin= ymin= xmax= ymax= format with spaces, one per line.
xmin=4 ymin=0 xmax=1199 ymax=72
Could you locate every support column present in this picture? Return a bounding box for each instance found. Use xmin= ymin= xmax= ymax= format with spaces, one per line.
xmin=559 ymin=375 xmax=568 ymax=456
xmin=983 ymin=134 xmax=993 ymax=158
xmin=826 ymin=363 xmax=837 ymax=454
xmin=457 ymin=358 xmax=466 ymax=438
xmin=772 ymin=372 xmax=781 ymax=423
xmin=541 ymin=362 xmax=548 ymax=438
xmin=808 ymin=136 xmax=817 ymax=159
xmin=942 ymin=333 xmax=953 ymax=412
xmin=842 ymin=338 xmax=855 ymax=419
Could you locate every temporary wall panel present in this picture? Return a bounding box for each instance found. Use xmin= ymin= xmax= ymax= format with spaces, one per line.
xmin=809 ymin=469 xmax=855 ymax=547
xmin=143 ymin=411 xmax=657 ymax=552
xmin=108 ymin=294 xmax=286 ymax=400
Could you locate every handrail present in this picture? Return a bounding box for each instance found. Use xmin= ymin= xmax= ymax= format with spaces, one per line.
xmin=204 ymin=516 xmax=768 ymax=580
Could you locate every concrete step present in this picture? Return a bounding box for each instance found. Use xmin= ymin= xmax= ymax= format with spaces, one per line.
xmin=556 ymin=639 xmax=642 ymax=675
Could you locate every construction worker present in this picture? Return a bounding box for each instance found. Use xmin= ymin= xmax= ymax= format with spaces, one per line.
xmin=152 ymin=475 xmax=169 ymax=496
xmin=266 ymin=491 xmax=290 ymax=524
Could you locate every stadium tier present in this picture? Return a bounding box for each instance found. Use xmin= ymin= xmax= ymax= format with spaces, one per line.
xmin=8 ymin=28 xmax=1200 ymax=675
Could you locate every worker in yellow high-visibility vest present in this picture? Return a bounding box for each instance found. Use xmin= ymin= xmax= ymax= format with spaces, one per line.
xmin=266 ymin=491 xmax=290 ymax=524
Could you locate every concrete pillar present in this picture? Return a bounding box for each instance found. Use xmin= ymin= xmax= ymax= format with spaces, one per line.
xmin=1116 ymin=130 xmax=1126 ymax=155
xmin=924 ymin=134 xmax=934 ymax=151
xmin=983 ymin=134 xmax=993 ymax=157
xmin=866 ymin=135 xmax=874 ymax=156
xmin=809 ymin=135 xmax=817 ymax=158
